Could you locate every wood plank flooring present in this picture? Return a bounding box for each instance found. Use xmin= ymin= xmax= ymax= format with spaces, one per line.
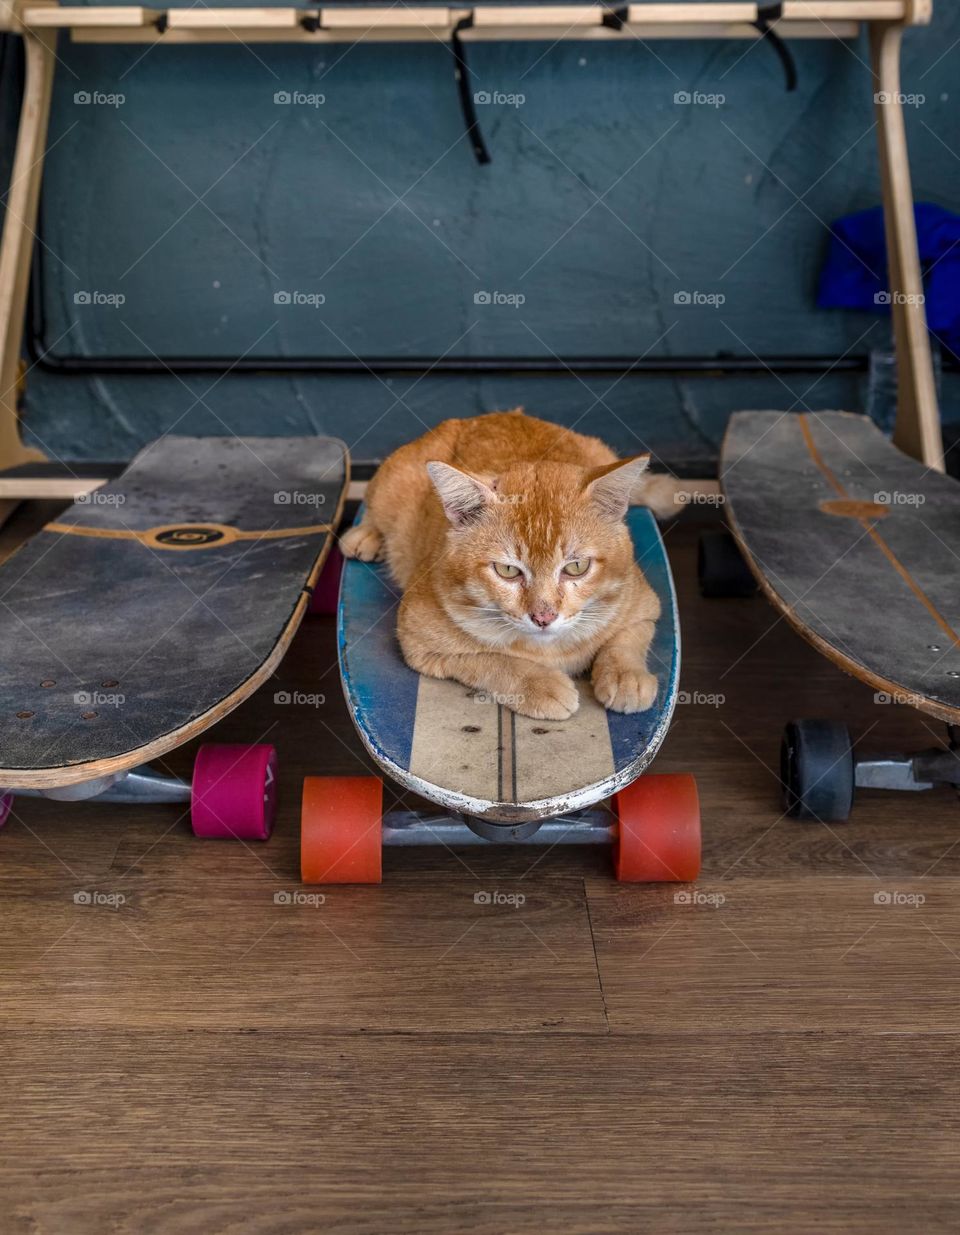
xmin=1 ymin=504 xmax=958 ymax=1233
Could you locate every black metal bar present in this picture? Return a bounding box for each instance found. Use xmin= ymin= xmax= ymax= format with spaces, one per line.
xmin=24 ymin=343 xmax=869 ymax=378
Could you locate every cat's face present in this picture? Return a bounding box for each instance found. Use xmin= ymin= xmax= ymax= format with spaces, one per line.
xmin=427 ymin=457 xmax=647 ymax=650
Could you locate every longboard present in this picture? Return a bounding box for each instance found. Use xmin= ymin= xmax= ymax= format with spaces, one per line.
xmin=721 ymin=411 xmax=960 ymax=725
xmin=338 ymin=506 xmax=680 ymax=824
xmin=0 ymin=435 xmax=348 ymax=789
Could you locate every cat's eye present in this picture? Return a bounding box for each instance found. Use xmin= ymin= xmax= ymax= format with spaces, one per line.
xmin=562 ymin=558 xmax=591 ymax=577
xmin=493 ymin=562 xmax=522 ymax=579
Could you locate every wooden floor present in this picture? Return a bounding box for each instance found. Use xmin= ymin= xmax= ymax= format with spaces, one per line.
xmin=1 ymin=505 xmax=959 ymax=1233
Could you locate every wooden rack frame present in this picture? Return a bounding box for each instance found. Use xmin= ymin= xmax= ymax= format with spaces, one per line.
xmin=0 ymin=0 xmax=942 ymax=523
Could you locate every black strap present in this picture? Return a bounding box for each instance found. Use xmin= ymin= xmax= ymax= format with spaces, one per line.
xmin=602 ymin=6 xmax=628 ymax=30
xmin=753 ymin=4 xmax=798 ymax=92
xmin=452 ymin=14 xmax=491 ymax=165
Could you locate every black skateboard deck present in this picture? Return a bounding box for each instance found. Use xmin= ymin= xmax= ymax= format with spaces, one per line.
xmin=0 ymin=436 xmax=348 ymax=788
xmin=721 ymin=411 xmax=960 ymax=724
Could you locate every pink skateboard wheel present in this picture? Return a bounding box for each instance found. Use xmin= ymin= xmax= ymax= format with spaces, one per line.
xmin=0 ymin=793 xmax=12 ymax=829
xmin=191 ymin=743 xmax=278 ymax=840
xmin=308 ymin=546 xmax=344 ymax=616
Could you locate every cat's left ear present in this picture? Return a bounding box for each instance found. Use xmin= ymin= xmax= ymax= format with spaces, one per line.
xmin=427 ymin=461 xmax=498 ymax=527
xmin=583 ymin=455 xmax=650 ymax=520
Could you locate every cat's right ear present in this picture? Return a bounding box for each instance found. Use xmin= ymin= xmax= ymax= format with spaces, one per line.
xmin=426 ymin=462 xmax=497 ymax=527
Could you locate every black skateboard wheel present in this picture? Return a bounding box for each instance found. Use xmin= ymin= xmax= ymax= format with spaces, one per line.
xmin=781 ymin=719 xmax=855 ymax=822
xmin=697 ymin=530 xmax=757 ymax=598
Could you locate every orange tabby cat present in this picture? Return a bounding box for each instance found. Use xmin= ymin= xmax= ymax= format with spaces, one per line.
xmin=340 ymin=410 xmax=672 ymax=722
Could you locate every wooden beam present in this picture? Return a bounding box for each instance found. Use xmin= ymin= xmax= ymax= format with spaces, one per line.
xmin=8 ymin=0 xmax=918 ymax=40
xmin=24 ymin=5 xmax=157 ymax=25
xmin=472 ymin=5 xmax=608 ymax=28
xmin=69 ymin=17 xmax=862 ymax=44
xmin=167 ymin=7 xmax=299 ymax=30
xmin=870 ymin=22 xmax=943 ymax=470
xmin=782 ymin=0 xmax=907 ymax=17
xmin=320 ymin=6 xmax=453 ymax=30
xmin=0 ymin=29 xmax=54 ymax=530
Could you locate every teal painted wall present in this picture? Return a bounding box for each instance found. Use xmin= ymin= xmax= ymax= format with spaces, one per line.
xmin=13 ymin=3 xmax=960 ymax=466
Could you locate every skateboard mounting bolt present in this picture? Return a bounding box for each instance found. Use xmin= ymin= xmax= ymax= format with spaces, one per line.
xmin=948 ymin=671 xmax=960 ymax=679
xmin=40 ymin=679 xmax=55 ymax=688
xmin=929 ymin=645 xmax=941 ymax=652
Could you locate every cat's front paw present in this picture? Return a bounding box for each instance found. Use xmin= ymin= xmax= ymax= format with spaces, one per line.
xmin=516 ymin=670 xmax=580 ymax=721
xmin=340 ymin=523 xmax=384 ymax=562
xmin=592 ymin=662 xmax=658 ymax=713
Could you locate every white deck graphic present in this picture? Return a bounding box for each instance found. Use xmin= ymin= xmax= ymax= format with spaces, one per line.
xmin=408 ymin=678 xmax=615 ymax=805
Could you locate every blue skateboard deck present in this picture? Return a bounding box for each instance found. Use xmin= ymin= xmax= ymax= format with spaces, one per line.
xmin=338 ymin=507 xmax=680 ymax=823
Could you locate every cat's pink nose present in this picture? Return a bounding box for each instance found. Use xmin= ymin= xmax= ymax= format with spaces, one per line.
xmin=530 ymin=608 xmax=558 ymax=628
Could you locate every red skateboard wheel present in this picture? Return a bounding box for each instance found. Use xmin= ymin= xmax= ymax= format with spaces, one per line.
xmin=301 ymin=776 xmax=383 ymax=884
xmin=0 ymin=792 xmax=12 ymax=829
xmin=191 ymin=743 xmax=278 ymax=840
xmin=612 ymin=773 xmax=701 ymax=882
xmin=308 ymin=546 xmax=344 ymax=616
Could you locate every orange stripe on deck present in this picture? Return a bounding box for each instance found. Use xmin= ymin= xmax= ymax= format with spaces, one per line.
xmin=799 ymin=414 xmax=960 ymax=651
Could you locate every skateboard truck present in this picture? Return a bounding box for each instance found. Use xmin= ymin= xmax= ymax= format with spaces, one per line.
xmin=388 ymin=809 xmax=609 ymax=846
xmin=0 ymin=744 xmax=279 ymax=841
xmin=781 ymin=719 xmax=960 ymax=824
xmin=301 ymin=774 xmax=702 ymax=884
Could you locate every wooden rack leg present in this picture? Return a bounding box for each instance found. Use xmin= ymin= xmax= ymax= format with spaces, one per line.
xmin=0 ymin=29 xmax=55 ymax=528
xmin=871 ymin=21 xmax=943 ymax=471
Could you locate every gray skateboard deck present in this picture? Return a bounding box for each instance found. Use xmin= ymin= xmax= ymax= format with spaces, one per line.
xmin=721 ymin=411 xmax=960 ymax=724
xmin=0 ymin=435 xmax=348 ymax=788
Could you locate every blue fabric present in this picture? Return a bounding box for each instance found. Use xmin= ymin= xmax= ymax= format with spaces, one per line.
xmin=817 ymin=203 xmax=960 ymax=355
